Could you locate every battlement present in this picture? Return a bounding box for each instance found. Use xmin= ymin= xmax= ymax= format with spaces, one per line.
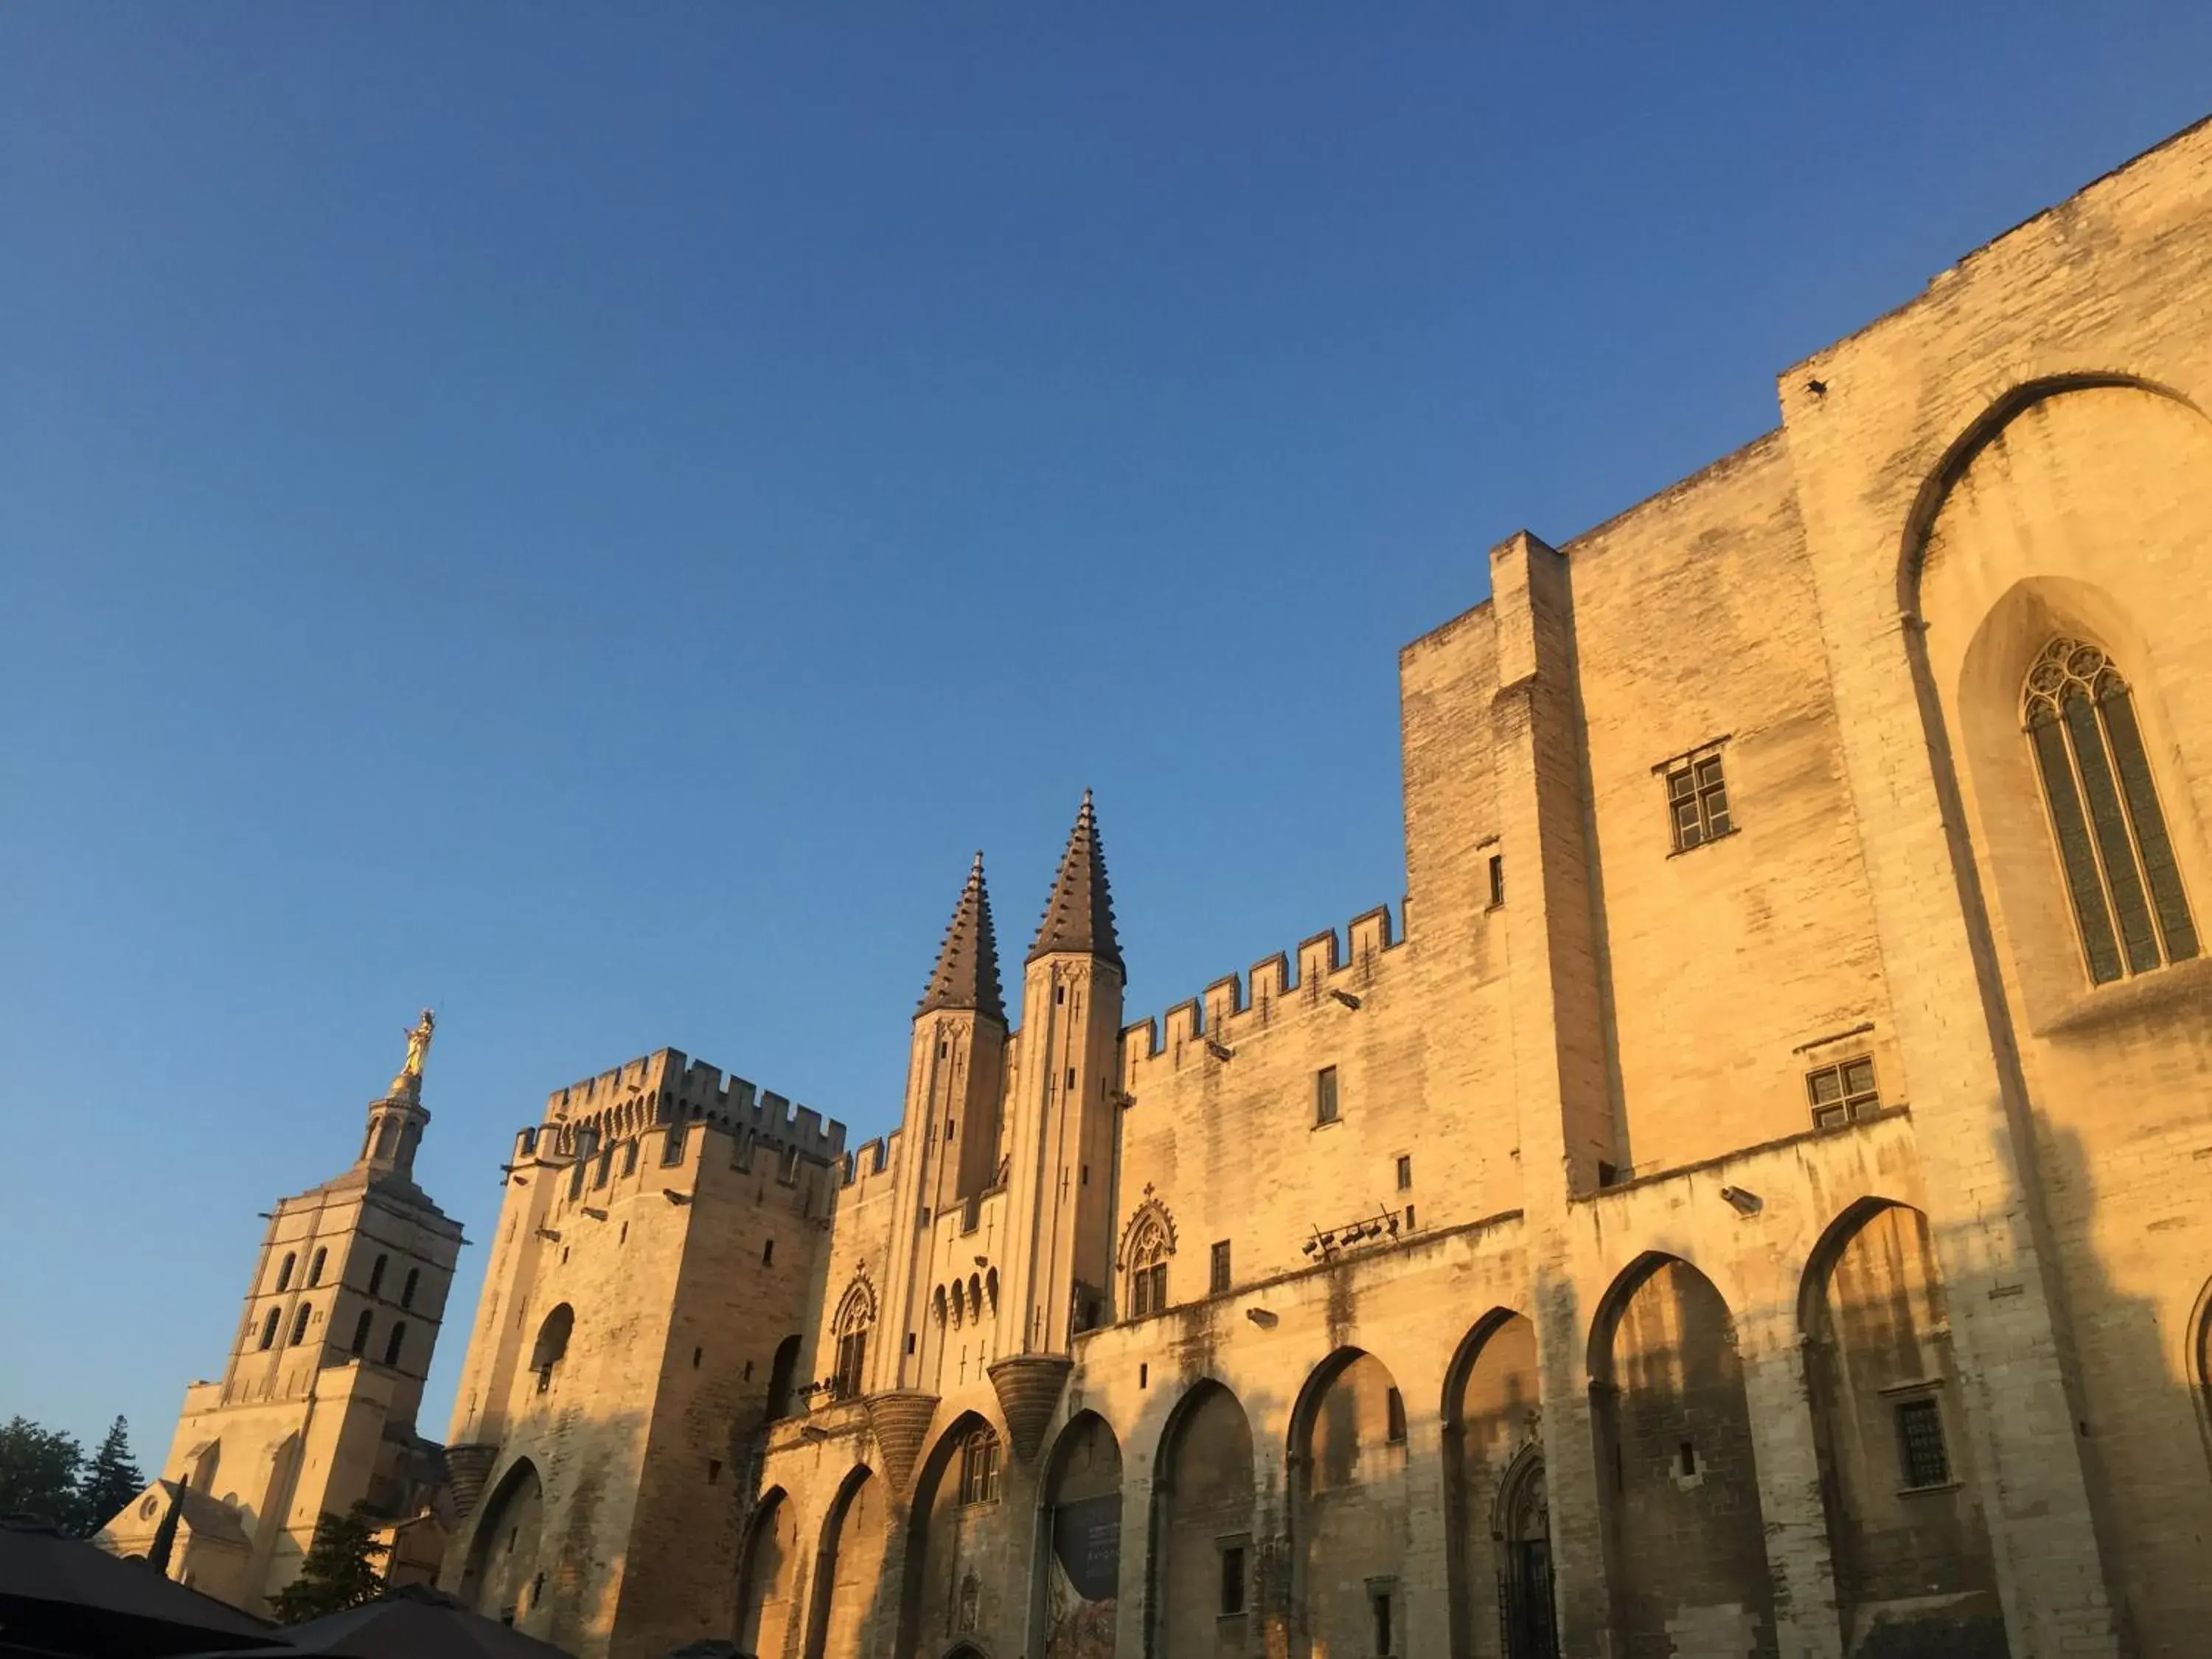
xmin=1119 ymin=902 xmax=1403 ymax=1073
xmin=841 ymin=1127 xmax=902 ymax=1190
xmin=536 ymin=1048 xmax=846 ymax=1163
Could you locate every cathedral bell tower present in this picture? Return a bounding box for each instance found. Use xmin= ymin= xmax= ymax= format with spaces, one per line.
xmin=990 ymin=792 xmax=1124 ymax=1458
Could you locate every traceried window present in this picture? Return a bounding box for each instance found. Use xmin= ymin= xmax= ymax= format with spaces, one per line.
xmin=1660 ymin=743 xmax=1733 ymax=852
xmin=1126 ymin=1216 xmax=1171 ymax=1321
xmin=958 ymin=1427 xmax=1002 ymax=1506
xmin=831 ymin=1281 xmax=874 ymax=1401
xmin=1806 ymin=1056 xmax=1879 ymax=1130
xmin=2024 ymin=639 xmax=2197 ymax=984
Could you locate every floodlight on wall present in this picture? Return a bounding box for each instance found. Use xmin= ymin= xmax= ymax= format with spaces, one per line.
xmin=535 ymin=1228 xmax=562 ymax=1242
xmin=1206 ymin=1039 xmax=1234 ymax=1062
xmin=663 ymin=1189 xmax=692 ymax=1206
xmin=1329 ymin=990 xmax=1363 ymax=1010
xmin=582 ymin=1207 xmax=608 ymax=1221
xmin=1245 ymin=1308 xmax=1278 ymax=1328
xmin=1719 ymin=1186 xmax=1763 ymax=1217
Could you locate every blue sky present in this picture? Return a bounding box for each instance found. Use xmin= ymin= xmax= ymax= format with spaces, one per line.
xmin=3 ymin=4 xmax=2206 ymax=1458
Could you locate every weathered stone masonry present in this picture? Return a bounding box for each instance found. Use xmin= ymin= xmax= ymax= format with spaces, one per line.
xmin=434 ymin=116 xmax=2212 ymax=1659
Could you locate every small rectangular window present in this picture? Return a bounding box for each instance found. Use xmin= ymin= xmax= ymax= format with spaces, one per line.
xmin=762 ymin=1238 xmax=775 ymax=1265
xmin=707 ymin=1458 xmax=722 ymax=1484
xmin=1210 ymin=1240 xmax=1232 ymax=1295
xmin=1403 ymin=1203 xmax=1416 ymax=1228
xmin=1395 ymin=1155 xmax=1412 ymax=1191
xmin=1315 ymin=1066 xmax=1340 ymax=1125
xmin=1220 ymin=1544 xmax=1245 ymax=1616
xmin=1896 ymin=1397 xmax=1950 ymax=1488
xmin=1661 ymin=745 xmax=1733 ymax=852
xmin=1372 ymin=1588 xmax=1394 ymax=1657
xmin=661 ymin=1121 xmax=686 ymax=1165
xmin=1487 ymin=853 xmax=1505 ymax=908
xmin=1806 ymin=1056 xmax=1880 ymax=1130
xmin=1385 ymin=1387 xmax=1406 ymax=1444
xmin=620 ymin=1140 xmax=639 ymax=1176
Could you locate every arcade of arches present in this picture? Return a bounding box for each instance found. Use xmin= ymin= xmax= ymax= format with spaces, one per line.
xmin=728 ymin=1220 xmax=2031 ymax=1659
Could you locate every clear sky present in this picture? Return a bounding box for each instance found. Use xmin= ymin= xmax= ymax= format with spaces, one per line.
xmin=3 ymin=4 xmax=2207 ymax=1460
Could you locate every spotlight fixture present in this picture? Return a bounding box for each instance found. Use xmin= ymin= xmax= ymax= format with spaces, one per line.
xmin=1245 ymin=1307 xmax=1277 ymax=1328
xmin=663 ymin=1189 xmax=692 ymax=1206
xmin=1719 ymin=1185 xmax=1763 ymax=1217
xmin=535 ymin=1227 xmax=562 ymax=1242
xmin=1329 ymin=989 xmax=1363 ymax=1009
xmin=1206 ymin=1039 xmax=1234 ymax=1062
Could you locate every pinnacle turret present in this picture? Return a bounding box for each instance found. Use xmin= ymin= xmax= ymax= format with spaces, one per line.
xmin=1027 ymin=790 xmax=1121 ymax=973
xmin=918 ymin=852 xmax=1006 ymax=1023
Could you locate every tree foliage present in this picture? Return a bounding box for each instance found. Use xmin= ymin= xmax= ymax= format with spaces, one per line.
xmin=0 ymin=1416 xmax=85 ymax=1533
xmin=79 ymin=1416 xmax=146 ymax=1534
xmin=268 ymin=1505 xmax=388 ymax=1623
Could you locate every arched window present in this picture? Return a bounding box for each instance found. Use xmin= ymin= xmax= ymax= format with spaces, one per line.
xmin=274 ymin=1253 xmax=296 ymax=1294
xmin=2025 ymin=639 xmax=2199 ymax=982
xmin=350 ymin=1310 xmax=373 ymax=1356
xmin=1124 ymin=1212 xmax=1172 ymax=1320
xmin=260 ymin=1307 xmax=281 ymax=1350
xmin=401 ymin=1268 xmax=420 ymax=1310
xmin=384 ymin=1322 xmax=407 ymax=1368
xmin=959 ymin=1427 xmax=1002 ymax=1506
xmin=307 ymin=1248 xmax=327 ymax=1287
xmin=832 ymin=1280 xmax=874 ymax=1401
xmin=367 ymin=1254 xmax=388 ymax=1298
xmin=530 ymin=1305 xmax=574 ymax=1394
xmin=289 ymin=1304 xmax=313 ymax=1346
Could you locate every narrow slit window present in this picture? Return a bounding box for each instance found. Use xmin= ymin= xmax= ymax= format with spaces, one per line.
xmin=1385 ymin=1386 xmax=1407 ymax=1444
xmin=1315 ymin=1065 xmax=1340 ymax=1125
xmin=289 ymin=1304 xmax=313 ymax=1346
xmin=2024 ymin=640 xmax=2197 ymax=983
xmin=383 ymin=1321 xmax=407 ymax=1368
xmin=1220 ymin=1544 xmax=1246 ymax=1616
xmin=1487 ymin=853 xmax=1505 ymax=908
xmin=350 ymin=1310 xmax=372 ymax=1355
xmin=1210 ymin=1240 xmax=1232 ymax=1295
xmin=259 ymin=1307 xmax=281 ymax=1351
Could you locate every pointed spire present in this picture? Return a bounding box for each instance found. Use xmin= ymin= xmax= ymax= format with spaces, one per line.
xmin=1028 ymin=790 xmax=1122 ymax=973
xmin=918 ymin=852 xmax=1006 ymax=1022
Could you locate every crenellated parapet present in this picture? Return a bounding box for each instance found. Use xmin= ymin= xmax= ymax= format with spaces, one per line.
xmin=1119 ymin=900 xmax=1405 ymax=1077
xmin=840 ymin=1128 xmax=902 ymax=1191
xmin=534 ymin=1047 xmax=846 ymax=1167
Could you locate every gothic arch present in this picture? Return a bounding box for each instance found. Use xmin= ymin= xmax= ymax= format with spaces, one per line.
xmin=804 ymin=1462 xmax=886 ymax=1659
xmin=1588 ymin=1253 xmax=1775 ymax=1659
xmin=458 ymin=1457 xmax=544 ymax=1626
xmin=735 ymin=1486 xmax=802 ymax=1658
xmin=896 ymin=1411 xmax=1003 ymax=1659
xmin=1442 ymin=1310 xmax=1546 ymax=1659
xmin=1798 ymin=1199 xmax=2003 ymax=1653
xmin=1032 ymin=1411 xmax=1123 ymax=1659
xmin=1114 ymin=1192 xmax=1177 ymax=1268
xmin=1149 ymin=1380 xmax=1256 ymax=1655
xmin=1896 ymin=373 xmax=2204 ymax=609
xmin=1288 ymin=1346 xmax=1411 ymax=1658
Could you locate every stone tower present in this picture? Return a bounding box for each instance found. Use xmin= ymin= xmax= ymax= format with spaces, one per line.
xmin=992 ymin=791 xmax=1124 ymax=1458
xmin=94 ymin=1016 xmax=465 ymax=1613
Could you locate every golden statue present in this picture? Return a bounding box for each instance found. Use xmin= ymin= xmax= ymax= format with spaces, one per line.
xmin=399 ymin=1008 xmax=436 ymax=1081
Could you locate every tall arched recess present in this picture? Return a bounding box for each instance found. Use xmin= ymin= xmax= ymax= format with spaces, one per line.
xmin=1289 ymin=1347 xmax=1411 ymax=1659
xmin=1799 ymin=1200 xmax=2004 ymax=1658
xmin=1149 ymin=1380 xmax=1256 ymax=1658
xmin=894 ymin=1411 xmax=1001 ymax=1659
xmin=1905 ymin=376 xmax=2212 ymax=1655
xmin=804 ymin=1464 xmax=888 ymax=1659
xmin=1033 ymin=1411 xmax=1122 ymax=1659
xmin=734 ymin=1486 xmax=802 ymax=1658
xmin=1442 ymin=1311 xmax=1551 ymax=1659
xmin=1588 ymin=1254 xmax=1775 ymax=1659
xmin=457 ymin=1457 xmax=543 ymax=1627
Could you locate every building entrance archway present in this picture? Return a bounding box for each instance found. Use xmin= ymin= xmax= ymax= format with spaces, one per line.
xmin=1494 ymin=1447 xmax=1557 ymax=1659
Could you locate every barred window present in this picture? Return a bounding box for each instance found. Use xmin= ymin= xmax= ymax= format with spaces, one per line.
xmin=1895 ymin=1397 xmax=1950 ymax=1489
xmin=959 ymin=1427 xmax=1002 ymax=1506
xmin=1130 ymin=1259 xmax=1168 ymax=1319
xmin=2025 ymin=639 xmax=2197 ymax=984
xmin=259 ymin=1307 xmax=281 ymax=1350
xmin=1660 ymin=745 xmax=1733 ymax=852
xmin=1210 ymin=1240 xmax=1232 ymax=1295
xmin=1806 ymin=1056 xmax=1879 ymax=1130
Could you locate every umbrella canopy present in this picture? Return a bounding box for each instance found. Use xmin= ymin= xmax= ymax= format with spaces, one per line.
xmin=0 ymin=1515 xmax=280 ymax=1658
xmin=198 ymin=1585 xmax=572 ymax=1659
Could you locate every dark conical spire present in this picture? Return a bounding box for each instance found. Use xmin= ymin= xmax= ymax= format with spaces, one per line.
xmin=919 ymin=852 xmax=1006 ymax=1022
xmin=1028 ymin=790 xmax=1122 ymax=972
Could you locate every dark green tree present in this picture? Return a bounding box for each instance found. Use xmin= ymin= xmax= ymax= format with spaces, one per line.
xmin=268 ymin=1505 xmax=388 ymax=1623
xmin=0 ymin=1416 xmax=84 ymax=1532
xmin=76 ymin=1416 xmax=145 ymax=1537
